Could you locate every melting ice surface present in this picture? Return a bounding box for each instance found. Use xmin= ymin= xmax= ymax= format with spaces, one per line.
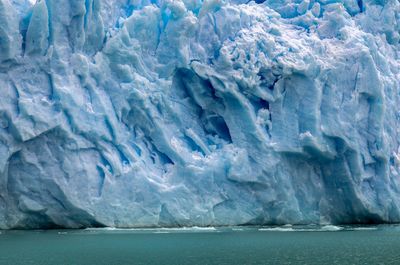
xmin=0 ymin=0 xmax=399 ymax=229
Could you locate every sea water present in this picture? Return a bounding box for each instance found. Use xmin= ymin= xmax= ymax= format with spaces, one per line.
xmin=0 ymin=225 xmax=399 ymax=264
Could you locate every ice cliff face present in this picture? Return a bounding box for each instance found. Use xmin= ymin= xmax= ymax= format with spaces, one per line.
xmin=0 ymin=0 xmax=399 ymax=229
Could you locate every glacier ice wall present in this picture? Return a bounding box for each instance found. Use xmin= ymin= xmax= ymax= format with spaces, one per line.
xmin=0 ymin=0 xmax=399 ymax=228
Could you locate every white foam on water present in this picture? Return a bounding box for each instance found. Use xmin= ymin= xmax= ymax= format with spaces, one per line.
xmin=85 ymin=227 xmax=123 ymax=231
xmin=81 ymin=225 xmax=385 ymax=233
xmin=159 ymin=226 xmax=217 ymax=232
xmin=351 ymin=227 xmax=378 ymax=231
xmin=259 ymin=227 xmax=295 ymax=232
xmin=84 ymin=226 xmax=217 ymax=233
xmin=258 ymin=225 xmax=348 ymax=232
xmin=83 ymin=225 xmax=379 ymax=233
xmin=320 ymin=225 xmax=344 ymax=231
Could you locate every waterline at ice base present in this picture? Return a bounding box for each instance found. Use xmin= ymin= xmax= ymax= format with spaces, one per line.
xmin=0 ymin=0 xmax=399 ymax=229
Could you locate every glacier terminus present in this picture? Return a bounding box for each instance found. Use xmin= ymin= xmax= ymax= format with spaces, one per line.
xmin=0 ymin=0 xmax=399 ymax=229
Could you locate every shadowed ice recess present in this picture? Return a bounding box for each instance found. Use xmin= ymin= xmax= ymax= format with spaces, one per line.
xmin=0 ymin=0 xmax=399 ymax=229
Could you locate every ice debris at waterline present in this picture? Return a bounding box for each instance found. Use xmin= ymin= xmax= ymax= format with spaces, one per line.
xmin=0 ymin=0 xmax=399 ymax=229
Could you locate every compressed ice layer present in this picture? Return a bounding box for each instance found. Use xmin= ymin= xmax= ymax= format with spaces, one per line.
xmin=0 ymin=0 xmax=399 ymax=228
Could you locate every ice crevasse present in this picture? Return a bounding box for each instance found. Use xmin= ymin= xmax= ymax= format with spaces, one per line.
xmin=0 ymin=0 xmax=399 ymax=228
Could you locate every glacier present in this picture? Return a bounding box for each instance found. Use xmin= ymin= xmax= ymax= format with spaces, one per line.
xmin=0 ymin=0 xmax=399 ymax=229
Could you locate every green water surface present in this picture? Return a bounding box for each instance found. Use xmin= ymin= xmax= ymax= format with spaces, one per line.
xmin=0 ymin=226 xmax=399 ymax=264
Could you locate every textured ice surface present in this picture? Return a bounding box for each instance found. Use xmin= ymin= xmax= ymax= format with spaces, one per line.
xmin=0 ymin=0 xmax=399 ymax=229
